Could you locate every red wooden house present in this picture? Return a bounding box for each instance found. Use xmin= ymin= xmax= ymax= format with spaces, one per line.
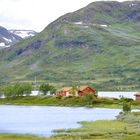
xmin=134 ymin=92 xmax=140 ymax=101
xmin=56 ymin=86 xmax=96 ymax=97
xmin=56 ymin=87 xmax=73 ymax=96
xmin=77 ymin=86 xmax=96 ymax=96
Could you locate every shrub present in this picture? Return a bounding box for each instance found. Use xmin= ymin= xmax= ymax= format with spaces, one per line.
xmin=123 ymin=102 xmax=131 ymax=113
xmin=39 ymin=83 xmax=56 ymax=95
xmin=84 ymin=93 xmax=97 ymax=105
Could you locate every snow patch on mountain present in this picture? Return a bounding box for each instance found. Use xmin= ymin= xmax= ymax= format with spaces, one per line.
xmin=9 ymin=30 xmax=37 ymax=38
xmin=129 ymin=3 xmax=138 ymax=7
xmin=0 ymin=42 xmax=10 ymax=48
xmin=100 ymin=24 xmax=108 ymax=27
xmin=0 ymin=26 xmax=37 ymax=48
xmin=0 ymin=42 xmax=5 ymax=47
xmin=73 ymin=22 xmax=108 ymax=28
xmin=3 ymin=37 xmax=12 ymax=43
xmin=0 ymin=26 xmax=23 ymax=49
xmin=74 ymin=22 xmax=83 ymax=25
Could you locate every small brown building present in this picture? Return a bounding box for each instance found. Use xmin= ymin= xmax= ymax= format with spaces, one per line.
xmin=134 ymin=92 xmax=140 ymax=101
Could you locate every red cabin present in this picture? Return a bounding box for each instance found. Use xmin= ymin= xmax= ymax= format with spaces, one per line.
xmin=134 ymin=92 xmax=140 ymax=101
xmin=77 ymin=86 xmax=96 ymax=96
xmin=56 ymin=86 xmax=96 ymax=97
xmin=56 ymin=87 xmax=72 ymax=97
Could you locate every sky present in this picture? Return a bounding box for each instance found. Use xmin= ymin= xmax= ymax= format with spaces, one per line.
xmin=0 ymin=0 xmax=131 ymax=32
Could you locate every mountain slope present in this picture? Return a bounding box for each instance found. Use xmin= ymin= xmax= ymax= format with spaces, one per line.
xmin=0 ymin=1 xmax=140 ymax=90
xmin=0 ymin=26 xmax=22 ymax=48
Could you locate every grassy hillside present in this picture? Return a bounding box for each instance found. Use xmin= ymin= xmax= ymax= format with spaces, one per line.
xmin=0 ymin=1 xmax=140 ymax=90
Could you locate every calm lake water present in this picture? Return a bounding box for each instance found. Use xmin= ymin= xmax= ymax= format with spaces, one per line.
xmin=0 ymin=105 xmax=121 ymax=136
xmin=0 ymin=105 xmax=121 ymax=137
xmin=98 ymin=91 xmax=137 ymax=100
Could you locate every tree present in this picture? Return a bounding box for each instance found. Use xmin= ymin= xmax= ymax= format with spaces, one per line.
xmin=12 ymin=83 xmax=32 ymax=96
xmin=2 ymin=85 xmax=14 ymax=98
xmin=1 ymin=83 xmax=32 ymax=98
xmin=70 ymin=86 xmax=77 ymax=96
xmin=39 ymin=84 xmax=56 ymax=95
xmin=20 ymin=83 xmax=32 ymax=96
xmin=13 ymin=83 xmax=23 ymax=96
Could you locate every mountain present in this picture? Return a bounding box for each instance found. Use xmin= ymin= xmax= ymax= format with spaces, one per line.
xmin=0 ymin=26 xmax=22 ymax=48
xmin=0 ymin=1 xmax=140 ymax=90
xmin=9 ymin=30 xmax=37 ymax=39
xmin=0 ymin=27 xmax=37 ymax=48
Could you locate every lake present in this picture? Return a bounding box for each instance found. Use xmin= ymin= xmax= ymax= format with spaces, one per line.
xmin=98 ymin=91 xmax=137 ymax=100
xmin=0 ymin=105 xmax=121 ymax=137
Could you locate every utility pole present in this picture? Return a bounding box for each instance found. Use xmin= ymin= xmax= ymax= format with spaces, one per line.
xmin=34 ymin=76 xmax=37 ymax=90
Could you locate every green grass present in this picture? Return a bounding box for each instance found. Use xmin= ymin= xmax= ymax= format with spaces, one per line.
xmin=0 ymin=134 xmax=46 ymax=140
xmin=0 ymin=96 xmax=119 ymax=107
xmin=0 ymin=96 xmax=139 ymax=109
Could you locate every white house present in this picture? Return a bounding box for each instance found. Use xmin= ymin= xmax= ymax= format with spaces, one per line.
xmin=30 ymin=90 xmax=41 ymax=96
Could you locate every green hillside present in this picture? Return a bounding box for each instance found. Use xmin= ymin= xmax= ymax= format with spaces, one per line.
xmin=0 ymin=1 xmax=140 ymax=90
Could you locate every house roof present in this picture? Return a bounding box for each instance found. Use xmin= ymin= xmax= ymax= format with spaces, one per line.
xmin=58 ymin=85 xmax=93 ymax=92
xmin=77 ymin=86 xmax=88 ymax=91
xmin=59 ymin=87 xmax=73 ymax=92
xmin=134 ymin=92 xmax=140 ymax=96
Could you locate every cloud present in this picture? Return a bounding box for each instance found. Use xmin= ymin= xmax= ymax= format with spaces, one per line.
xmin=0 ymin=0 xmax=130 ymax=32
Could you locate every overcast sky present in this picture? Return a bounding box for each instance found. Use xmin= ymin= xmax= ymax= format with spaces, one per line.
xmin=0 ymin=0 xmax=131 ymax=32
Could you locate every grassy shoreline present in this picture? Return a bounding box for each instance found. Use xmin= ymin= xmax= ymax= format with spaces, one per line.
xmin=0 ymin=96 xmax=139 ymax=109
